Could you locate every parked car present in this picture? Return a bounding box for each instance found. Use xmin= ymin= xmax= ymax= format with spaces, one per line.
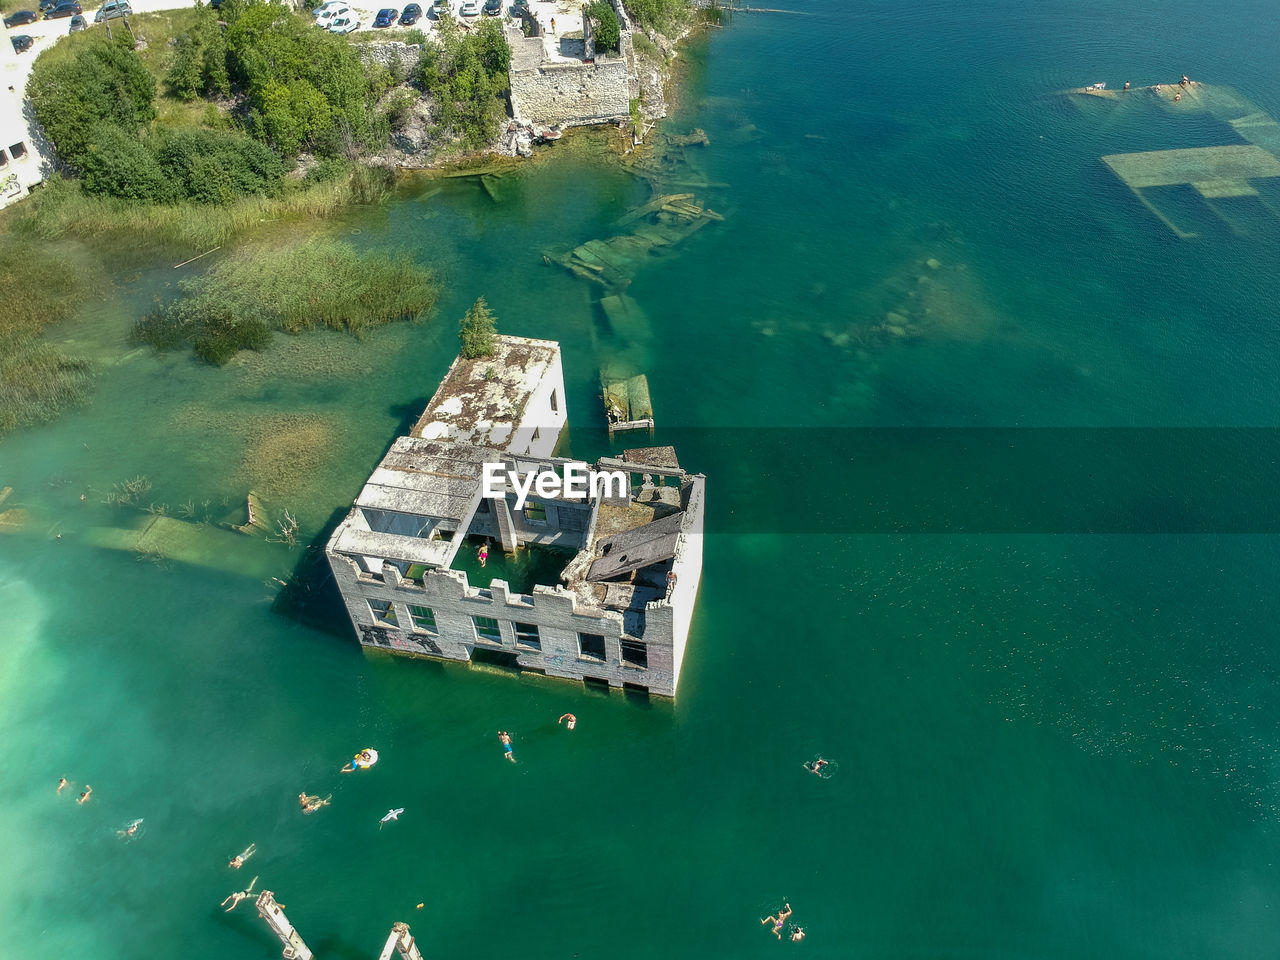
xmin=328 ymin=14 xmax=359 ymax=32
xmin=398 ymin=2 xmax=420 ymax=24
xmin=38 ymin=0 xmax=59 ymax=12
xmin=10 ymin=33 xmax=34 ymax=52
xmin=3 ymin=10 xmax=39 ymax=26
xmin=68 ymin=12 xmax=86 ymax=29
xmin=312 ymin=0 xmax=344 ymax=16
xmin=92 ymin=0 xmax=130 ymax=21
xmin=315 ymin=3 xmax=350 ymax=26
xmin=45 ymin=1 xmax=82 ymax=19
xmin=373 ymin=7 xmax=397 ymax=26
xmin=509 ymin=0 xmax=528 ymax=16
xmin=429 ymin=0 xmax=449 ymax=18
xmin=482 ymin=0 xmax=499 ymax=14
xmin=458 ymin=0 xmax=478 ymax=18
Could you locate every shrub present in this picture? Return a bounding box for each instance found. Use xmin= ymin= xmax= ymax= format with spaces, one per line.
xmin=458 ymin=296 xmax=497 ymax=358
xmin=155 ymin=128 xmax=284 ymax=204
xmin=28 ymin=34 xmax=157 ymax=164
xmin=623 ymin=0 xmax=690 ymax=34
xmin=78 ymin=124 xmax=172 ymax=202
xmin=586 ymin=0 xmax=620 ymax=53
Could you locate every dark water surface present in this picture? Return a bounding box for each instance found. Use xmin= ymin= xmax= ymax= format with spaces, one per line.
xmin=4 ymin=1 xmax=1280 ymax=957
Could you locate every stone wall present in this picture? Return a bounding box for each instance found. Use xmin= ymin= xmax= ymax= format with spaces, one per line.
xmin=509 ymin=56 xmax=633 ymax=127
xmin=353 ymin=41 xmax=422 ymax=78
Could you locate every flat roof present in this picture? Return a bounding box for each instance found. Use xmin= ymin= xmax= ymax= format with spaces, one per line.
xmin=412 ymin=335 xmax=559 ymax=449
xmin=354 ymin=436 xmax=498 ymax=524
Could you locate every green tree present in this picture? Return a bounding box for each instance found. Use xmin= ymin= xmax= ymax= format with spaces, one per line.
xmin=414 ymin=16 xmax=510 ymax=148
xmin=226 ymin=3 xmax=379 ymax=156
xmin=28 ymin=35 xmax=157 ymax=164
xmin=586 ymin=0 xmax=620 ymax=54
xmin=167 ymin=34 xmax=204 ymax=100
xmin=458 ymin=297 xmax=497 ymax=358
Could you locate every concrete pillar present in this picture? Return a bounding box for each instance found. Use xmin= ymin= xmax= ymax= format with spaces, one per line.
xmin=254 ymin=891 xmax=313 ymax=960
xmin=493 ymin=495 xmax=518 ymax=552
xmin=377 ymin=921 xmax=425 ymax=960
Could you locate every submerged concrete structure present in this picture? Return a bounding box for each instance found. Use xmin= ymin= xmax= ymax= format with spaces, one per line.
xmin=325 ymin=335 xmax=704 ymax=698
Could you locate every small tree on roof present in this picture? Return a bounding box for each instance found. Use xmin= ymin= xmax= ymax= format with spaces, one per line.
xmin=458 ymin=296 xmax=498 ymax=358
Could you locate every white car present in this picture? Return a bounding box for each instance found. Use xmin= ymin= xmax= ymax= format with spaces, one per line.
xmin=315 ymin=3 xmax=351 ymax=26
xmin=459 ymin=0 xmax=479 ymax=17
xmin=328 ymin=13 xmax=360 ymax=31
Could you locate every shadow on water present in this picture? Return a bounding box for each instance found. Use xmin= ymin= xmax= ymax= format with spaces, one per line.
xmin=388 ymin=397 xmax=431 ymax=438
xmin=270 ymin=505 xmax=351 ymax=637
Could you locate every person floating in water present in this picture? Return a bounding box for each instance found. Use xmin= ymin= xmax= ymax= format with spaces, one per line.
xmin=221 ymin=876 xmax=259 ymax=912
xmin=77 ymin=786 xmax=92 ymax=805
xmin=559 ymin=713 xmax=577 ymax=731
xmin=229 ymin=843 xmax=257 ymax=869
xmin=57 ymin=777 xmax=69 ymax=795
xmin=340 ymin=748 xmax=378 ymax=773
xmin=762 ymin=903 xmax=792 ymax=939
xmin=478 ymin=540 xmax=489 ymax=567
xmin=790 ymin=925 xmax=806 ymax=942
xmin=302 ymin=794 xmax=332 ymax=814
xmin=805 ymin=758 xmax=830 ymax=776
xmin=498 ymin=731 xmax=515 ymax=762
xmin=117 ymin=819 xmax=143 ymax=840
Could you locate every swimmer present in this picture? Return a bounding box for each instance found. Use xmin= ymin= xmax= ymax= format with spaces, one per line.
xmin=805 ymin=758 xmax=830 ymax=776
xmin=302 ymin=794 xmax=332 ymax=814
xmin=79 ymin=493 xmax=86 ymax=502
xmin=229 ymin=843 xmax=256 ymax=869
xmin=498 ymin=730 xmax=515 ymax=762
xmin=1175 ymin=92 xmax=1182 ymax=102
xmin=117 ymin=818 xmax=143 ymax=839
xmin=559 ymin=713 xmax=577 ymax=731
xmin=57 ymin=777 xmax=69 ymax=795
xmin=762 ymin=903 xmax=792 ymax=940
xmin=1182 ymin=74 xmax=1190 ymax=85
xmin=298 ymin=792 xmax=317 ymax=808
xmin=220 ymin=876 xmax=259 ymax=912
xmin=77 ymin=786 xmax=92 ymax=805
xmin=790 ymin=925 xmax=806 ymax=942
xmin=340 ymin=749 xmax=375 ymax=773
xmin=478 ymin=541 xmax=489 ymax=567
xmin=1123 ymin=81 xmax=1130 ymax=90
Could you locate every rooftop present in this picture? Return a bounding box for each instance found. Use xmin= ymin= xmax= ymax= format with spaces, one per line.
xmin=412 ymin=335 xmax=559 ymax=448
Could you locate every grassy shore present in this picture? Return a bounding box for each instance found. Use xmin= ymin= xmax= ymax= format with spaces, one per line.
xmin=6 ymin=169 xmax=393 ymax=254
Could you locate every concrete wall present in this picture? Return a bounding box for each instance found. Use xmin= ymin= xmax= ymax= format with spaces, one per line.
xmin=509 ymin=54 xmax=632 ymax=127
xmin=328 ymin=554 xmax=682 ymax=695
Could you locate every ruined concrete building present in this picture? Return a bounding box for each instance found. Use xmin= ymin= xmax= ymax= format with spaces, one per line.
xmin=325 ymin=336 xmax=705 ymax=698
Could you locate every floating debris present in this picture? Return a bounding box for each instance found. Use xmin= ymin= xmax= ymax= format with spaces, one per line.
xmin=601 ymin=370 xmax=655 ymax=433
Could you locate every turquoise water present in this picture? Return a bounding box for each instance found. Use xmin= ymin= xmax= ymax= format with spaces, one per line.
xmin=5 ymin=1 xmax=1280 ymax=956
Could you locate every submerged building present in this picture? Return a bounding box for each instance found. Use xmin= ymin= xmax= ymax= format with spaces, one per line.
xmin=325 ymin=336 xmax=705 ymax=698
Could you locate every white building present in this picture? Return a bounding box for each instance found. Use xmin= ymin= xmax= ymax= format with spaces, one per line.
xmin=325 ymin=335 xmax=705 ymax=698
xmin=0 ymin=36 xmax=48 ymax=209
